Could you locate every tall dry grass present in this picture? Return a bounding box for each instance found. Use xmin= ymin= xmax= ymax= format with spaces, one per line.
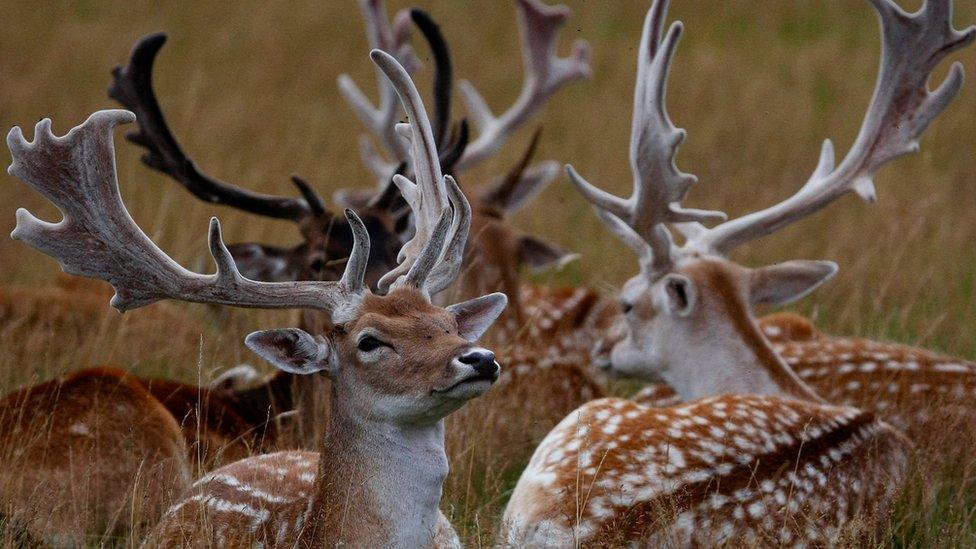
xmin=0 ymin=0 xmax=974 ymax=545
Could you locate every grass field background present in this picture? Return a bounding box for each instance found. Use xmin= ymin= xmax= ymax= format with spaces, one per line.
xmin=0 ymin=0 xmax=974 ymax=545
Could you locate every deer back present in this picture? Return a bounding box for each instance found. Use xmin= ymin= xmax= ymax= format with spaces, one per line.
xmin=503 ymin=394 xmax=910 ymax=546
xmin=0 ymin=368 xmax=190 ymax=545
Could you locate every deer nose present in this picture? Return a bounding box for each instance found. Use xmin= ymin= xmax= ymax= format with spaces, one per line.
xmin=459 ymin=349 xmax=499 ymax=380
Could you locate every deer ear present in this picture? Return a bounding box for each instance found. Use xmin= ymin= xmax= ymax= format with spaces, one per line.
xmin=245 ymin=328 xmax=335 ymax=375
xmin=447 ymin=293 xmax=508 ymax=341
xmin=517 ymin=235 xmax=580 ymax=274
xmin=654 ymin=274 xmax=697 ymax=317
xmin=749 ymin=260 xmax=838 ymax=307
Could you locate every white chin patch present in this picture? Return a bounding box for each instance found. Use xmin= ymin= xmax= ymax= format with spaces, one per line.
xmin=439 ymin=379 xmax=494 ymax=400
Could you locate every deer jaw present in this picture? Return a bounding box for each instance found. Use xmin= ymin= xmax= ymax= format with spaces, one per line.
xmin=610 ymin=257 xmax=824 ymax=402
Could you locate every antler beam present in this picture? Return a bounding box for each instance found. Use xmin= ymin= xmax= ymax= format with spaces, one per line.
xmin=109 ymin=33 xmax=319 ymax=222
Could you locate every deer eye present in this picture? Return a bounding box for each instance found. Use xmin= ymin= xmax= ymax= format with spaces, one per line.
xmin=620 ymin=300 xmax=634 ymax=315
xmin=357 ymin=334 xmax=390 ymax=353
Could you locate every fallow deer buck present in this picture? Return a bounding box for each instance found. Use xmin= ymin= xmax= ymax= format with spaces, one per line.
xmin=631 ymin=313 xmax=976 ymax=442
xmin=503 ymin=0 xmax=973 ymax=543
xmin=0 ymin=367 xmax=190 ymax=545
xmin=104 ymin=13 xmax=472 ymax=458
xmin=584 ymin=3 xmax=976 ymax=441
xmin=8 ymin=46 xmax=509 ymax=546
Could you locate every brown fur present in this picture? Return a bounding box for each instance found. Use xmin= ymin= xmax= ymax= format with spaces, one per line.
xmin=446 ymin=284 xmax=612 ymax=480
xmin=137 ymin=377 xmax=269 ymax=471
xmin=0 ymin=367 xmax=190 ymax=545
xmin=777 ymin=335 xmax=976 ymax=447
xmin=758 ymin=312 xmax=821 ymax=343
xmin=633 ymin=310 xmax=976 ymax=450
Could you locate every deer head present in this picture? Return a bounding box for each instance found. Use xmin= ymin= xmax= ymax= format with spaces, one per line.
xmin=9 ymin=57 xmax=508 ymax=428
xmin=568 ymin=0 xmax=973 ymax=399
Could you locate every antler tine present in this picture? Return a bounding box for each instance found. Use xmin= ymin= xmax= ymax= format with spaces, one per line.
xmin=370 ymin=50 xmax=472 ymax=296
xmin=109 ymin=32 xmax=317 ymax=222
xmin=425 ymin=175 xmax=473 ymax=295
xmin=290 ymin=174 xmax=327 ymax=216
xmin=8 ymin=110 xmax=368 ymax=323
xmin=456 ymin=0 xmax=591 ymax=170
xmin=567 ymin=0 xmax=724 ymax=276
xmin=357 ymin=134 xmax=399 ymax=182
xmin=689 ymin=0 xmax=975 ymax=257
xmin=339 ymin=0 xmax=420 ymax=171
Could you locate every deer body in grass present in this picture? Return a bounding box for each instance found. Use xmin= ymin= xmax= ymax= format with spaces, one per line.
xmin=0 ymin=367 xmax=190 ymax=545
xmin=8 ymin=45 xmax=508 ymax=545
xmin=505 ymin=0 xmax=973 ymax=544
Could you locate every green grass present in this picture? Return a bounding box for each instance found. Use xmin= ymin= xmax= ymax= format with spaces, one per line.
xmin=1 ymin=0 xmax=975 ymax=545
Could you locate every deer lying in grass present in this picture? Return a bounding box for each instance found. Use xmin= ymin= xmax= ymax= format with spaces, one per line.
xmin=104 ymin=16 xmax=465 ymax=457
xmin=8 ymin=45 xmax=508 ymax=545
xmin=0 ymin=274 xmax=252 ymax=471
xmin=592 ymin=1 xmax=976 ymax=439
xmin=0 ymin=367 xmax=190 ymax=545
xmin=0 ymin=280 xmax=276 ymax=472
xmin=504 ymin=0 xmax=972 ymax=543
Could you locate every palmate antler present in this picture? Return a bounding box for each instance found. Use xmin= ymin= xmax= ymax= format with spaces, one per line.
xmin=9 ymin=60 xmax=472 ymax=322
xmin=570 ymin=0 xmax=973 ymax=277
xmin=343 ymin=7 xmax=468 ymax=183
xmin=338 ymin=0 xmax=420 ymax=174
xmin=456 ymin=0 xmax=590 ymax=170
xmin=566 ymin=0 xmax=724 ymax=276
xmin=345 ymin=0 xmax=589 ymax=178
xmin=8 ymin=111 xmax=367 ymax=322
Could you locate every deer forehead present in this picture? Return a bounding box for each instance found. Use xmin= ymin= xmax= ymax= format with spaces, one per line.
xmin=352 ymin=290 xmax=458 ymax=337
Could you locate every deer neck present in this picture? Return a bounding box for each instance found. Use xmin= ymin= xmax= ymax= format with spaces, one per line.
xmin=305 ymin=384 xmax=449 ymax=547
xmin=667 ymin=275 xmax=824 ymax=404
